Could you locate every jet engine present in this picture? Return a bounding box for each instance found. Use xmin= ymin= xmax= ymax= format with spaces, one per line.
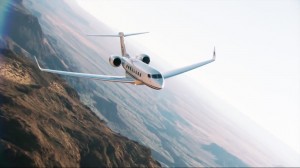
xmin=109 ymin=55 xmax=122 ymax=67
xmin=137 ymin=54 xmax=150 ymax=64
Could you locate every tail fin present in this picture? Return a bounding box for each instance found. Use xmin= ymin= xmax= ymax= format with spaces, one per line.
xmin=87 ymin=32 xmax=149 ymax=57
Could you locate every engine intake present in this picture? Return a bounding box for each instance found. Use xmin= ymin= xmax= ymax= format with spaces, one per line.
xmin=109 ymin=55 xmax=122 ymax=67
xmin=137 ymin=54 xmax=150 ymax=64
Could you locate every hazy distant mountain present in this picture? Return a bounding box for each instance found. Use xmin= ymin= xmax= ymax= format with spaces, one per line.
xmin=0 ymin=1 xmax=160 ymax=167
xmin=1 ymin=0 xmax=299 ymax=167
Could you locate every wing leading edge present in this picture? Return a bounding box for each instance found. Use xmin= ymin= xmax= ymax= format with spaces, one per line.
xmin=163 ymin=48 xmax=216 ymax=79
xmin=34 ymin=57 xmax=135 ymax=83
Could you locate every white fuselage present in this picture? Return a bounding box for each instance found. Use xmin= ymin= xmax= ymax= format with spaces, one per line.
xmin=121 ymin=57 xmax=164 ymax=90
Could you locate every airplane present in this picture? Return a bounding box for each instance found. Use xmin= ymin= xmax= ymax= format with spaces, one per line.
xmin=35 ymin=32 xmax=215 ymax=90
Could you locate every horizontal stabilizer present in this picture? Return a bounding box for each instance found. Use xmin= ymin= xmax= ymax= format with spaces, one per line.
xmin=123 ymin=32 xmax=149 ymax=37
xmin=87 ymin=32 xmax=149 ymax=37
xmin=87 ymin=34 xmax=120 ymax=37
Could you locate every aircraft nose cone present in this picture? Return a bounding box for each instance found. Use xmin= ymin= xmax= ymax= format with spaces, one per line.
xmin=160 ymin=79 xmax=165 ymax=89
xmin=155 ymin=79 xmax=164 ymax=89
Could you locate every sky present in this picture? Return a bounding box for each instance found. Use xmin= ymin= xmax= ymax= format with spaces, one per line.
xmin=76 ymin=0 xmax=300 ymax=154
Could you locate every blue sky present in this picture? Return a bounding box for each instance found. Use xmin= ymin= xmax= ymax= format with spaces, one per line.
xmin=77 ymin=0 xmax=300 ymax=154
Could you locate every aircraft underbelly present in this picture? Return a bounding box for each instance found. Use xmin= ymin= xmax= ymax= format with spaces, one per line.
xmin=134 ymin=80 xmax=144 ymax=85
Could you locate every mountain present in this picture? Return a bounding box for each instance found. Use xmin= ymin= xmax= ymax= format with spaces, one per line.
xmin=0 ymin=1 xmax=160 ymax=167
xmin=2 ymin=0 xmax=299 ymax=167
xmin=0 ymin=49 xmax=160 ymax=167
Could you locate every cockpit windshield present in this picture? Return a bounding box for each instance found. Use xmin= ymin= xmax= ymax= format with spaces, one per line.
xmin=151 ymin=74 xmax=162 ymax=79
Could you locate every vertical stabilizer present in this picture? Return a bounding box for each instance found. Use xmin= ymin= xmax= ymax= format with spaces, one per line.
xmin=119 ymin=32 xmax=127 ymax=56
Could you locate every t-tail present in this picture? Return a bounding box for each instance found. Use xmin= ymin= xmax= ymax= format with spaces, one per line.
xmin=87 ymin=32 xmax=149 ymax=57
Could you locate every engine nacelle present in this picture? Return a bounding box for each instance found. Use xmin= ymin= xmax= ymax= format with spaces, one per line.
xmin=136 ymin=54 xmax=150 ymax=64
xmin=109 ymin=55 xmax=122 ymax=67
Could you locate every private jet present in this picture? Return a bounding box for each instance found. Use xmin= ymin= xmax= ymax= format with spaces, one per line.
xmin=35 ymin=32 xmax=215 ymax=90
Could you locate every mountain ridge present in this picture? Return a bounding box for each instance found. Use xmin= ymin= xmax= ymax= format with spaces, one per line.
xmin=0 ymin=47 xmax=160 ymax=168
xmin=3 ymin=0 xmax=298 ymax=167
xmin=0 ymin=0 xmax=161 ymax=167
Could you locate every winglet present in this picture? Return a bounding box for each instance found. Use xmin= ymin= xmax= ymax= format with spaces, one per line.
xmin=34 ymin=56 xmax=43 ymax=70
xmin=213 ymin=46 xmax=216 ymax=60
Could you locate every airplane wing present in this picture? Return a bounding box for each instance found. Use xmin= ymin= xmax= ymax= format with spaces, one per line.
xmin=34 ymin=57 xmax=135 ymax=83
xmin=162 ymin=48 xmax=216 ymax=79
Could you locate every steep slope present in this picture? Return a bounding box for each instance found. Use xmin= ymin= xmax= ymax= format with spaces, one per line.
xmin=19 ymin=1 xmax=203 ymax=166
xmin=0 ymin=49 xmax=160 ymax=167
xmin=0 ymin=0 xmax=160 ymax=167
xmin=4 ymin=0 xmax=191 ymax=166
xmin=1 ymin=0 xmax=68 ymax=70
xmin=2 ymin=0 xmax=298 ymax=167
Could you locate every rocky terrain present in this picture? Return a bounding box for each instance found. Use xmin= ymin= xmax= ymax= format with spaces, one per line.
xmin=1 ymin=0 xmax=299 ymax=167
xmin=0 ymin=49 xmax=160 ymax=167
xmin=0 ymin=0 xmax=160 ymax=167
